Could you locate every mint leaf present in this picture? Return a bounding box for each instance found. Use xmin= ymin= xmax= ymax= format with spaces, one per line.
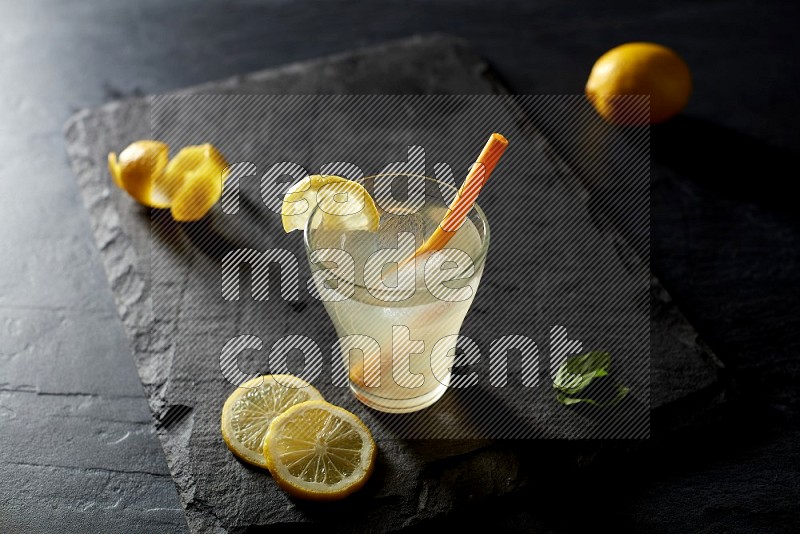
xmin=553 ymin=351 xmax=630 ymax=407
xmin=556 ymin=385 xmax=630 ymax=407
xmin=553 ymin=351 xmax=612 ymax=395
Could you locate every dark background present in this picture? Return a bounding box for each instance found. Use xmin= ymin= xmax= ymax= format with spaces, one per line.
xmin=1 ymin=0 xmax=799 ymax=532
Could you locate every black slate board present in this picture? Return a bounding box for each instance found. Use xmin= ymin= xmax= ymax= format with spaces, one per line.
xmin=64 ymin=35 xmax=726 ymax=532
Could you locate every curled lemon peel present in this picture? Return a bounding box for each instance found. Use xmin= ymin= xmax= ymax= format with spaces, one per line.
xmin=165 ymin=144 xmax=229 ymax=222
xmin=107 ymin=141 xmax=229 ymax=221
xmin=107 ymin=140 xmax=171 ymax=208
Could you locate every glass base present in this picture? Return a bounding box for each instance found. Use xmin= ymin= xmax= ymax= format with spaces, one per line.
xmin=350 ymin=381 xmax=449 ymax=413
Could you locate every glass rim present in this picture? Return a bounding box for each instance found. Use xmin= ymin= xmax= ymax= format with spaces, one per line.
xmin=302 ymin=173 xmax=491 ymax=292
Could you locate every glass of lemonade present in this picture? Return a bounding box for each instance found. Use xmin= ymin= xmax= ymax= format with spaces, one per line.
xmin=304 ymin=173 xmax=490 ymax=413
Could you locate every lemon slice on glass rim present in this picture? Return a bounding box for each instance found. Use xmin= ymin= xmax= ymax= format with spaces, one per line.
xmin=220 ymin=374 xmax=324 ymax=468
xmin=281 ymin=174 xmax=379 ymax=233
xmin=264 ymin=400 xmax=377 ymax=501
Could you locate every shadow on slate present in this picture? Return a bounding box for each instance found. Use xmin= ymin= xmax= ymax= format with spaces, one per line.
xmin=652 ymin=116 xmax=800 ymax=216
xmin=63 ymin=34 xmax=727 ymax=533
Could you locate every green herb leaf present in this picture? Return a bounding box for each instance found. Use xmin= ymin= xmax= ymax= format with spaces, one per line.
xmin=553 ymin=351 xmax=612 ymax=395
xmin=553 ymin=351 xmax=631 ymax=407
xmin=556 ymin=385 xmax=630 ymax=407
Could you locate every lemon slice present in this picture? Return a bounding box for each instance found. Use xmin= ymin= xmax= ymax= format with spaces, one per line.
xmin=221 ymin=375 xmax=324 ymax=468
xmin=264 ymin=400 xmax=377 ymax=500
xmin=281 ymin=175 xmax=379 ymax=233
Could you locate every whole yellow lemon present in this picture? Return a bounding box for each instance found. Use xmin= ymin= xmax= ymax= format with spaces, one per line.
xmin=585 ymin=42 xmax=692 ymax=125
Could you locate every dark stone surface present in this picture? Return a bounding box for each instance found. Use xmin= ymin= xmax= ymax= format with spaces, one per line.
xmin=63 ymin=35 xmax=718 ymax=531
xmin=1 ymin=1 xmax=799 ymax=532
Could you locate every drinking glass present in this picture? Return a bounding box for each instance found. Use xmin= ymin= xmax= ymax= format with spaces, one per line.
xmin=304 ymin=174 xmax=490 ymax=413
